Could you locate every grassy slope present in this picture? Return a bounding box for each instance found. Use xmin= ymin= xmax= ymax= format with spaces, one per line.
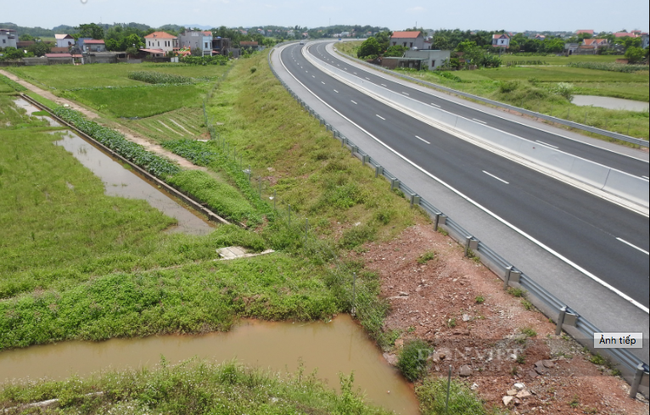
xmin=0 ymin=360 xmax=391 ymax=415
xmin=335 ymin=42 xmax=649 ymax=141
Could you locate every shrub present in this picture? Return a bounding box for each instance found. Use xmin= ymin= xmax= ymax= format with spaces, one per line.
xmin=567 ymin=61 xmax=648 ymax=73
xmin=417 ymin=377 xmax=486 ymax=415
xmin=128 ymin=71 xmax=194 ymax=84
xmin=499 ymin=80 xmax=519 ymax=93
xmin=554 ymin=82 xmax=575 ymax=101
xmin=397 ymin=339 xmax=432 ymax=382
xmin=339 ymin=224 xmax=376 ymax=249
xmin=417 ymin=251 xmax=435 ymax=264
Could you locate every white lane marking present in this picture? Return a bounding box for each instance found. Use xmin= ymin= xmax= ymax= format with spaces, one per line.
xmin=312 ymin=75 xmax=315 ymax=78
xmin=381 ymin=83 xmax=387 ymax=87
xmin=536 ymin=140 xmax=558 ymax=149
xmin=280 ymin=46 xmax=649 ymax=314
xmin=482 ymin=170 xmax=510 ymax=184
xmin=351 ymin=100 xmax=357 ymax=105
xmin=321 ymin=81 xmax=325 ymax=84
xmin=333 ymin=89 xmax=339 ymax=93
xmin=376 ymin=114 xmax=386 ymax=120
xmin=472 ymin=118 xmax=487 ymax=124
xmin=402 ymin=92 xmax=410 ymax=96
xmin=430 ymin=103 xmax=440 ymax=108
xmin=642 ymin=176 xmax=649 ymax=180
xmin=365 ymin=77 xmax=370 ymax=80
xmin=415 ymin=135 xmax=430 ymax=144
xmin=617 ymin=238 xmax=649 ymax=256
xmin=344 ymin=67 xmax=348 ymax=70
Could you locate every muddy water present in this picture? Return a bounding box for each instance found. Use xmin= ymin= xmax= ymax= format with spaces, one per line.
xmin=0 ymin=315 xmax=419 ymax=415
xmin=572 ymin=95 xmax=650 ymax=112
xmin=54 ymin=130 xmax=214 ymax=235
xmin=13 ymin=97 xmax=62 ymax=127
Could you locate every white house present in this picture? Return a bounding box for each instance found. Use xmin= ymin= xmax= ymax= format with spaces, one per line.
xmin=55 ymin=34 xmax=75 ymax=48
xmin=178 ymin=30 xmax=213 ymax=56
xmin=144 ymin=31 xmax=178 ymax=54
xmin=390 ymin=31 xmax=425 ymax=50
xmin=0 ymin=28 xmax=17 ymax=49
xmin=492 ymin=33 xmax=510 ymax=49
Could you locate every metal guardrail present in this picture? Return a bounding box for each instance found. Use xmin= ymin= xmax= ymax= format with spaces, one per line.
xmin=330 ymin=45 xmax=648 ymax=148
xmin=269 ymin=45 xmax=649 ymax=398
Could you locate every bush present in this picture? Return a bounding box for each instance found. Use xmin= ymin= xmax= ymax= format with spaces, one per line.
xmin=568 ymin=61 xmax=648 ymax=73
xmin=339 ymin=224 xmax=376 ymax=249
xmin=554 ymin=82 xmax=574 ymax=101
xmin=128 ymin=71 xmax=194 ymax=84
xmin=417 ymin=377 xmax=486 ymax=415
xmin=499 ymin=80 xmax=519 ymax=93
xmin=397 ymin=339 xmax=432 ymax=382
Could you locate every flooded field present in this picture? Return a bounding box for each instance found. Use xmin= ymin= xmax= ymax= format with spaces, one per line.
xmin=0 ymin=315 xmax=419 ymax=415
xmin=572 ymin=95 xmax=649 ymax=111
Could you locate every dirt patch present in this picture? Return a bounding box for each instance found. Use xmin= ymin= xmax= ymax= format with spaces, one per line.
xmin=355 ymin=224 xmax=648 ymax=414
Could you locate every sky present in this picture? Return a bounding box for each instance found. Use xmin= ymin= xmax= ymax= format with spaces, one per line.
xmin=2 ymin=0 xmax=649 ymax=33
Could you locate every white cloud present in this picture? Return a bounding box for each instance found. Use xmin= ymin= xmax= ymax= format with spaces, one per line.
xmin=406 ymin=6 xmax=426 ymax=13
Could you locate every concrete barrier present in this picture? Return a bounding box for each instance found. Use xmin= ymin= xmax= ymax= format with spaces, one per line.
xmin=303 ymin=48 xmax=649 ymax=209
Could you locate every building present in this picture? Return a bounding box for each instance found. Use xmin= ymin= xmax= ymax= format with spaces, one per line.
xmin=576 ymin=29 xmax=594 ymax=36
xmin=492 ymin=33 xmax=510 ymax=49
xmin=0 ymin=28 xmax=17 ymax=49
xmin=642 ymin=33 xmax=649 ymax=49
xmin=55 ymin=34 xmax=75 ymax=48
xmin=404 ymin=49 xmax=450 ymax=70
xmin=239 ymin=41 xmax=259 ymax=51
xmin=577 ymin=38 xmax=609 ymax=54
xmin=178 ymin=30 xmax=213 ymax=56
xmin=82 ymin=39 xmax=106 ymax=52
xmin=144 ymin=31 xmax=178 ymax=54
xmin=564 ymin=43 xmax=579 ymax=55
xmin=212 ymin=37 xmax=231 ymax=55
xmin=390 ymin=31 xmax=425 ymax=50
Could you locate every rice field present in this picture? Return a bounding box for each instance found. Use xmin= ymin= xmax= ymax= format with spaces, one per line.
xmin=123 ymin=107 xmax=207 ymax=142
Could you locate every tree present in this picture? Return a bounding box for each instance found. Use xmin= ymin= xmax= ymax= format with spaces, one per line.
xmin=27 ymin=41 xmax=51 ymax=57
xmin=357 ymin=37 xmax=380 ymax=58
xmin=1 ymin=47 xmax=26 ymax=60
xmin=625 ymin=47 xmax=644 ymax=63
xmin=19 ymin=34 xmax=35 ymax=41
xmin=74 ymin=23 xmax=104 ymax=39
xmin=384 ymin=45 xmax=407 ymax=57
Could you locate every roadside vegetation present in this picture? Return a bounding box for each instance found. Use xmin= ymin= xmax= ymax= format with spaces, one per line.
xmin=0 ymin=359 xmax=391 ymax=414
xmin=336 ymin=41 xmax=649 ymax=141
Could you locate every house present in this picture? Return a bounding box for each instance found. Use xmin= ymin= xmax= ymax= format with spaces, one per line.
xmin=534 ymin=34 xmax=546 ymax=40
xmin=390 ymin=31 xmax=425 ymax=50
xmin=0 ymin=28 xmax=17 ymax=48
xmin=404 ymin=49 xmax=451 ymax=70
xmin=212 ymin=37 xmax=231 ymax=55
xmin=82 ymin=39 xmax=106 ymax=52
xmin=576 ymin=38 xmax=609 ymax=54
xmin=55 ymin=34 xmax=75 ymax=48
xmin=564 ymin=43 xmax=579 ymax=55
xmin=614 ymin=32 xmax=637 ymax=38
xmin=240 ymin=41 xmax=259 ymax=51
xmin=492 ymin=33 xmax=510 ymax=49
xmin=178 ymin=30 xmax=213 ymax=56
xmin=642 ymin=33 xmax=649 ymax=49
xmin=50 ymin=47 xmax=71 ymax=54
xmin=144 ymin=31 xmax=178 ymax=55
xmin=576 ymin=29 xmax=594 ymax=36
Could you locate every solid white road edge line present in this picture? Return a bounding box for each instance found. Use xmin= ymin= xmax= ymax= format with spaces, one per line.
xmin=483 ymin=171 xmax=510 ymax=184
xmin=616 ymin=238 xmax=649 ymax=256
xmin=277 ymin=43 xmax=650 ymax=314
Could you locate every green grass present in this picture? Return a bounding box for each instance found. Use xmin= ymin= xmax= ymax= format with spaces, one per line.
xmin=0 ymin=359 xmax=390 ymax=414
xmin=7 ymin=63 xmax=230 ymax=90
xmin=125 ymin=107 xmax=207 ymax=141
xmin=501 ymin=54 xmax=621 ymax=66
xmin=0 ymin=255 xmax=338 ymax=348
xmin=64 ymin=85 xmax=204 ymax=118
xmin=455 ymin=66 xmax=648 ymax=84
xmin=417 ymin=377 xmax=487 ymax=415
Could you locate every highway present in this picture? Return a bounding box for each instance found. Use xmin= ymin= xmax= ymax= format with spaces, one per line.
xmin=308 ymin=42 xmax=650 ymax=179
xmin=279 ymin=42 xmax=650 ymax=309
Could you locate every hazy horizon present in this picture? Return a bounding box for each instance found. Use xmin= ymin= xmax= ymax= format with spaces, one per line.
xmin=3 ymin=0 xmax=649 ymax=34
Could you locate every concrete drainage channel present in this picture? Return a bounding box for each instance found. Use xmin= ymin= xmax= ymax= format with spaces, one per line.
xmin=20 ymin=94 xmax=233 ymax=228
xmin=269 ymin=46 xmax=650 ymax=398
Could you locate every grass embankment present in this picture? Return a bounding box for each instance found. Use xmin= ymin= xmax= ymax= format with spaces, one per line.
xmin=336 ymin=42 xmax=649 ymax=141
xmin=0 ymin=360 xmax=390 ymax=414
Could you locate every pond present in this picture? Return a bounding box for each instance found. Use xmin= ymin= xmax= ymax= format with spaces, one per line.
xmin=0 ymin=315 xmax=419 ymax=415
xmin=572 ymin=95 xmax=649 ymax=112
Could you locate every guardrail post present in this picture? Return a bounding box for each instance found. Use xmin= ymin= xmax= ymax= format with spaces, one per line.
xmin=350 ymin=145 xmax=358 ymax=155
xmin=410 ymin=194 xmax=420 ymax=208
xmin=362 ymin=155 xmax=369 ymax=166
xmin=555 ymin=306 xmax=567 ymax=335
xmin=375 ymin=165 xmax=383 ymax=178
xmin=390 ymin=178 xmax=400 ymax=190
xmin=504 ymin=266 xmax=513 ymax=289
xmin=629 ymin=364 xmax=648 ymax=399
xmin=464 ymin=236 xmax=472 ymax=257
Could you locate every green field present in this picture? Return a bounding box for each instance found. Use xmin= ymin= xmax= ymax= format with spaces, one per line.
xmin=501 ymin=54 xmax=621 ymax=65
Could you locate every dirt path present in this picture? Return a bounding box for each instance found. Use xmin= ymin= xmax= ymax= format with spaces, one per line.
xmin=1 ymin=69 xmax=203 ymax=171
xmin=354 ymin=224 xmax=649 ymax=414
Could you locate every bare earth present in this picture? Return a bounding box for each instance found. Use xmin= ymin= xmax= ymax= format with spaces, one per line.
xmin=353 ymin=223 xmax=648 ymax=414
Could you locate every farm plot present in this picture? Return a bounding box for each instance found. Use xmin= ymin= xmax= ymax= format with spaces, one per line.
xmin=124 ymin=107 xmax=207 ymax=142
